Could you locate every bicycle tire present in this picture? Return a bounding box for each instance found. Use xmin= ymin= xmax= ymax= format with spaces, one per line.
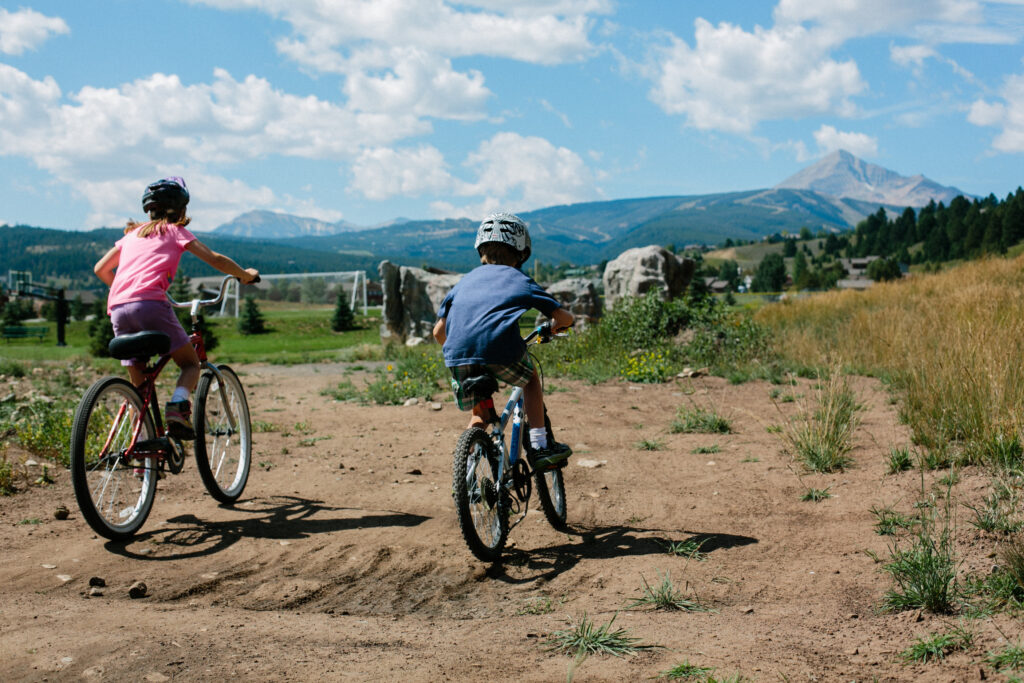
xmin=194 ymin=364 xmax=251 ymax=504
xmin=535 ymin=468 xmax=567 ymax=530
xmin=526 ymin=411 xmax=568 ymax=529
xmin=452 ymin=427 xmax=508 ymax=562
xmin=70 ymin=376 xmax=158 ymax=540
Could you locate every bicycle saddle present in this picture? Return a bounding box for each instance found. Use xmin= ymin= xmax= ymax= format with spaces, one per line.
xmin=108 ymin=331 xmax=172 ymax=360
xmin=460 ymin=374 xmax=499 ymax=397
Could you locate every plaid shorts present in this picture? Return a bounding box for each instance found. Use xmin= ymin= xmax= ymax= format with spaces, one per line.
xmin=449 ymin=354 xmax=535 ymax=411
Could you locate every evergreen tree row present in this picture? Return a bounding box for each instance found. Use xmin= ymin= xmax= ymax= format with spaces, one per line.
xmin=849 ymin=189 xmax=1024 ymax=263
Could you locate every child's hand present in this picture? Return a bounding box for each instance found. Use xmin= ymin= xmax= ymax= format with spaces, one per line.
xmin=241 ymin=268 xmax=260 ymax=284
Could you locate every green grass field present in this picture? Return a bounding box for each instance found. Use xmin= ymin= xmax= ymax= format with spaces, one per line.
xmin=0 ymin=303 xmax=385 ymax=366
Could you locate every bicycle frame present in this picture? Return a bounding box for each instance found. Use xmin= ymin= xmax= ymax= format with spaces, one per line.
xmin=487 ymin=386 xmax=527 ymax=496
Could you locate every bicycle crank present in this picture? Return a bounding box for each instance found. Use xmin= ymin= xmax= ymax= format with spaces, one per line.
xmin=166 ymin=437 xmax=186 ymax=474
xmin=512 ymin=459 xmax=532 ymax=503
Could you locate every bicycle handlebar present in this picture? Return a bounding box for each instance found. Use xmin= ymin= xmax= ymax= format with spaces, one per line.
xmin=524 ymin=320 xmax=572 ymax=345
xmin=167 ymin=274 xmax=259 ymax=311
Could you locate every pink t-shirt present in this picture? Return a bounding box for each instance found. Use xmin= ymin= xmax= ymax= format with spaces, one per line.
xmin=107 ymin=223 xmax=197 ymax=313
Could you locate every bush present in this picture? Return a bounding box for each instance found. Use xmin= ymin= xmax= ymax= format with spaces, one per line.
xmin=362 ymin=349 xmax=446 ymax=405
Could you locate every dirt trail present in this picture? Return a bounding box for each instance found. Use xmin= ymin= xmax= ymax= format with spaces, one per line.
xmin=0 ymin=364 xmax=1009 ymax=681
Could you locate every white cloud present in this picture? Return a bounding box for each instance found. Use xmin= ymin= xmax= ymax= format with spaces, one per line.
xmin=192 ymin=0 xmax=610 ymax=120
xmin=774 ymin=0 xmax=988 ymax=41
xmin=812 ymin=125 xmax=879 ymax=157
xmin=0 ymin=8 xmax=69 ymax=55
xmin=351 ymin=145 xmax=454 ymax=200
xmin=460 ymin=131 xmax=596 ymax=209
xmin=969 ymin=72 xmax=1024 ymax=153
xmin=0 ymin=64 xmax=434 ymax=227
xmin=649 ymin=20 xmax=864 ymax=133
xmin=343 ymin=48 xmax=490 ymax=120
xmin=350 ymin=132 xmax=598 ymax=212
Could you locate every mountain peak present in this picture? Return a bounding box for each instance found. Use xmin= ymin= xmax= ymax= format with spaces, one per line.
xmin=776 ymin=150 xmax=966 ymax=207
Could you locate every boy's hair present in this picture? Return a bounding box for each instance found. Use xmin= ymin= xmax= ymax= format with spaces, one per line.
xmin=126 ymin=208 xmax=191 ymax=237
xmin=478 ymin=241 xmax=521 ymax=267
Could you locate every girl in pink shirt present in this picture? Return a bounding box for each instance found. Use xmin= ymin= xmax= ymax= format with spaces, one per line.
xmin=94 ymin=177 xmax=259 ymax=439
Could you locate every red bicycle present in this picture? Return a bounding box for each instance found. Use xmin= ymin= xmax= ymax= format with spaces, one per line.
xmin=70 ymin=276 xmax=253 ymax=540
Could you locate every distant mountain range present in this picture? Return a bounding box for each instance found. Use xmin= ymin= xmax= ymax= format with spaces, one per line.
xmin=200 ymin=151 xmax=966 ymax=270
xmin=3 ymin=151 xmax=972 ymax=282
xmin=776 ymin=150 xmax=966 ymax=207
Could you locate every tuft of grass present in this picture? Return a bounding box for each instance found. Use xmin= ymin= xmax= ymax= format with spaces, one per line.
xmin=800 ymin=486 xmax=832 ymax=502
xmin=322 ymin=379 xmax=361 ymax=402
xmin=881 ymin=496 xmax=958 ymax=614
xmin=661 ymin=538 xmax=708 ymax=561
xmin=988 ymin=642 xmax=1024 ymax=673
xmin=635 ymin=438 xmax=665 ymax=451
xmin=671 ymin=406 xmax=731 ymax=434
xmin=628 ymin=572 xmax=709 ymax=612
xmin=870 ymin=505 xmax=918 ymax=536
xmin=0 ymin=450 xmax=15 ymax=496
xmin=691 ymin=444 xmax=721 ymax=454
xmin=900 ymin=626 xmax=974 ymax=663
xmin=887 ymin=446 xmax=913 ymax=474
xmin=546 ymin=612 xmax=661 ymax=657
xmin=781 ymin=368 xmax=860 ymax=473
xmin=517 ymin=595 xmax=557 ymax=615
xmin=660 ymin=660 xmax=714 ymax=680
xmin=252 ymin=420 xmax=280 ymax=433
xmin=965 ymin=493 xmax=1022 ymax=534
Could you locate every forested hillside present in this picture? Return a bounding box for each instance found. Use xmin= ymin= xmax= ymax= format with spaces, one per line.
xmin=0 ymin=225 xmax=379 ymax=290
xmin=848 ymin=190 xmax=1024 ymax=263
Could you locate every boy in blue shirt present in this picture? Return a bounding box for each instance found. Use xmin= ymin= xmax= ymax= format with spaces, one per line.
xmin=433 ymin=212 xmax=575 ymax=469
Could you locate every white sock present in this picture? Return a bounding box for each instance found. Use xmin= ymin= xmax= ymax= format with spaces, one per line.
xmin=529 ymin=427 xmax=548 ymax=450
xmin=171 ymin=387 xmax=189 ymax=403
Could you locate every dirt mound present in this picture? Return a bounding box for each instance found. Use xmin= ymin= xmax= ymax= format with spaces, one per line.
xmin=0 ymin=365 xmax=1007 ymax=681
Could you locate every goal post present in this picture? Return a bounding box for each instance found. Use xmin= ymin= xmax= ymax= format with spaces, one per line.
xmin=192 ymin=271 xmax=369 ymax=317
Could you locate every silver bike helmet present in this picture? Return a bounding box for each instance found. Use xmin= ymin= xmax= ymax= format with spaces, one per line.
xmin=474 ymin=211 xmax=531 ymax=266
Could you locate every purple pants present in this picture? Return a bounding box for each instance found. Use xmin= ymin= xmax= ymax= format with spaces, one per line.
xmin=110 ymin=300 xmax=190 ymax=367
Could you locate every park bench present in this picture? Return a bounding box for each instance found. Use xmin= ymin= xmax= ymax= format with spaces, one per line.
xmin=1 ymin=325 xmax=48 ymax=342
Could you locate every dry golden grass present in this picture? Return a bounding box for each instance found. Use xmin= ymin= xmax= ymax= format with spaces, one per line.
xmin=757 ymin=256 xmax=1024 ymax=462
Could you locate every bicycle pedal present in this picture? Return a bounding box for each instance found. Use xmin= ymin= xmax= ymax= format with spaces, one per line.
xmin=133 ymin=437 xmax=169 ymax=455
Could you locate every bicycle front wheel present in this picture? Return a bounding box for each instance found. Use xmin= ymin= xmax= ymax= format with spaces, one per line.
xmin=452 ymin=428 xmax=508 ymax=562
xmin=70 ymin=376 xmax=158 ymax=540
xmin=194 ymin=364 xmax=251 ymax=504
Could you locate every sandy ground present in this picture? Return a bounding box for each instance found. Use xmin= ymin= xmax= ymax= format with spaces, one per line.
xmin=0 ymin=363 xmax=1016 ymax=681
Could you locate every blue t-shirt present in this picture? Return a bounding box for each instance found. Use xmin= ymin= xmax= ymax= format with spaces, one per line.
xmin=438 ymin=264 xmax=560 ymax=367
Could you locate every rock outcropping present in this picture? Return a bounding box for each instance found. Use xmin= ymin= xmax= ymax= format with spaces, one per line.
xmin=544 ymin=277 xmax=601 ymax=327
xmin=602 ymin=246 xmax=696 ymax=310
xmin=379 ymin=261 xmax=462 ymax=344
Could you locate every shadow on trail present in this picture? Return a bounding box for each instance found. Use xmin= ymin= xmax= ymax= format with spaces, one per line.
xmin=104 ymin=494 xmax=430 ymax=561
xmin=487 ymin=525 xmax=757 ymax=584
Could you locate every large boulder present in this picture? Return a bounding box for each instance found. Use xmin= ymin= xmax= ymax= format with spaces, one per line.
xmin=602 ymin=246 xmax=696 ymax=310
xmin=544 ymin=277 xmax=601 ymax=327
xmin=379 ymin=261 xmax=462 ymax=343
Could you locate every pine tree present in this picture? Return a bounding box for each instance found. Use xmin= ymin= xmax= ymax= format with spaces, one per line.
xmin=237 ymin=296 xmax=266 ymax=335
xmin=331 ymin=288 xmax=357 ymax=332
xmin=87 ymin=298 xmax=115 ymax=357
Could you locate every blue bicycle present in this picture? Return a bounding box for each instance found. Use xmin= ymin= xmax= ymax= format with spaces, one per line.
xmin=451 ymin=323 xmax=569 ymax=562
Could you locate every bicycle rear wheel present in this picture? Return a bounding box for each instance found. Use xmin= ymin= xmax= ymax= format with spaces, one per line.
xmin=70 ymin=376 xmax=158 ymax=540
xmin=452 ymin=427 xmax=508 ymax=562
xmin=535 ymin=467 xmax=567 ymax=530
xmin=194 ymin=364 xmax=251 ymax=504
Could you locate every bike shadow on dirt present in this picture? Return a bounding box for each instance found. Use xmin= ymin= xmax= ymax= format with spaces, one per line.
xmin=103 ymin=494 xmax=429 ymax=561
xmin=486 ymin=526 xmax=757 ymax=584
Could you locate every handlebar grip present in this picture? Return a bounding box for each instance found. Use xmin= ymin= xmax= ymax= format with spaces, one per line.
xmin=249 ymin=275 xmax=261 ymax=284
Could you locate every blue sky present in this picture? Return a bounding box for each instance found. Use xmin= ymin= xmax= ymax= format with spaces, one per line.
xmin=1 ymin=0 xmax=1022 ymax=231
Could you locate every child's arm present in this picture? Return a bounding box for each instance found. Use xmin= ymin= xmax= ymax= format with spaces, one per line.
xmin=185 ymin=239 xmax=260 ymax=284
xmin=94 ymin=246 xmax=121 ymax=286
xmin=550 ymin=307 xmax=574 ymax=334
xmin=432 ymin=317 xmax=447 ymax=345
